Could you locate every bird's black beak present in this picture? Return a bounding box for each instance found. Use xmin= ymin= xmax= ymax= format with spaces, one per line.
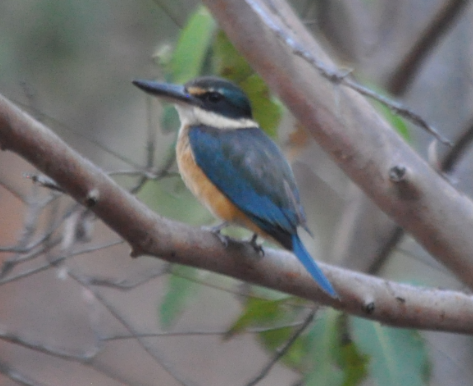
xmin=132 ymin=79 xmax=200 ymax=106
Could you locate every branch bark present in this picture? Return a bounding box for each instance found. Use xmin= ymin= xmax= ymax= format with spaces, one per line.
xmin=202 ymin=0 xmax=473 ymax=290
xmin=0 ymin=93 xmax=473 ymax=334
xmin=331 ymin=0 xmax=471 ymax=275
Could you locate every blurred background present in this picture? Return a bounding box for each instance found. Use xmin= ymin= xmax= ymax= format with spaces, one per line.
xmin=0 ymin=0 xmax=473 ymax=385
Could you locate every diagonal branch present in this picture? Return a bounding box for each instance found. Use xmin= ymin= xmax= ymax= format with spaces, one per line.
xmin=202 ymin=0 xmax=473 ymax=290
xmin=0 ymin=93 xmax=473 ymax=333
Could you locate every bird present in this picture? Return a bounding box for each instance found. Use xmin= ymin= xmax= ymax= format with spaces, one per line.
xmin=132 ymin=76 xmax=337 ymax=297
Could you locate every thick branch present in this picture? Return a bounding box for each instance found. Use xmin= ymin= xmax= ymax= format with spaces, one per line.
xmin=202 ymin=0 xmax=473 ymax=290
xmin=0 ymin=95 xmax=473 ymax=333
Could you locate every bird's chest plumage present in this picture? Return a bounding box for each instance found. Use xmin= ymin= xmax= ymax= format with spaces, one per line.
xmin=176 ymin=125 xmax=255 ymax=229
xmin=175 ymin=123 xmax=304 ymax=246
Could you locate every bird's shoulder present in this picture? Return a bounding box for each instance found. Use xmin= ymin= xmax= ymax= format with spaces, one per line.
xmin=187 ymin=124 xmax=307 ymax=233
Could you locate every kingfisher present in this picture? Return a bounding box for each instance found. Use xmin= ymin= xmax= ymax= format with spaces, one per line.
xmin=132 ymin=76 xmax=337 ymax=297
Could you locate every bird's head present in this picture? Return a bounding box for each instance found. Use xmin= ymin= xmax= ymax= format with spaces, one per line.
xmin=132 ymin=76 xmax=257 ymax=129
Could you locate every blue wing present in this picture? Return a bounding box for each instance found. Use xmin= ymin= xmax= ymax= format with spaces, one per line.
xmin=189 ymin=125 xmax=337 ymax=297
xmin=188 ymin=125 xmax=305 ymax=248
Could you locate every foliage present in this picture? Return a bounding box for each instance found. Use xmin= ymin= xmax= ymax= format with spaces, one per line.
xmin=351 ymin=317 xmax=430 ymax=386
xmin=226 ymin=294 xmax=430 ymax=385
xmin=212 ymin=30 xmax=283 ymax=137
xmin=169 ymin=7 xmax=216 ymax=84
xmin=159 ymin=265 xmax=201 ymax=328
xmin=227 ymin=297 xmax=370 ymax=385
xmin=367 ymin=83 xmax=411 ymax=142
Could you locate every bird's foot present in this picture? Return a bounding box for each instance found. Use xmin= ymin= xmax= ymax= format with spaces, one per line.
xmin=247 ymin=233 xmax=264 ymax=256
xmin=202 ymin=222 xmax=230 ymax=247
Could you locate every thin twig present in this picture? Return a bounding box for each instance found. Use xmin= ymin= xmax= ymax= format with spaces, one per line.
xmin=0 ymin=240 xmax=121 ymax=285
xmin=0 ymin=239 xmax=60 ymax=279
xmin=0 ymin=202 xmax=73 ymax=269
xmin=74 ymin=263 xmax=167 ymax=290
xmin=0 ymin=360 xmax=48 ymax=386
xmin=344 ymin=78 xmax=451 ymax=146
xmin=0 ymin=330 xmax=99 ymax=362
xmin=25 ymin=173 xmax=63 ymax=192
xmin=12 ymin=97 xmax=148 ymax=171
xmin=103 ymin=320 xmax=309 ymax=341
xmin=69 ymin=270 xmax=198 ymax=386
xmin=0 ymin=178 xmax=28 ymax=203
xmin=441 ymin=118 xmax=473 ymax=173
xmin=245 ymin=309 xmax=316 ymax=386
xmin=151 ymin=0 xmax=185 ymax=29
xmin=245 ymin=0 xmax=451 ymax=146
xmin=0 ymin=201 xmax=91 ymax=276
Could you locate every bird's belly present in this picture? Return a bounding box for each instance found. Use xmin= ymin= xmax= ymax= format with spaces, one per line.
xmin=176 ymin=130 xmax=264 ymax=235
xmin=177 ymin=132 xmax=240 ymax=221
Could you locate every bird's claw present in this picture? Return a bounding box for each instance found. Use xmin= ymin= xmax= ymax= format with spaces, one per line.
xmin=213 ymin=231 xmax=229 ymax=248
xmin=248 ymin=234 xmax=264 ymax=256
xmin=202 ymin=222 xmax=229 ymax=248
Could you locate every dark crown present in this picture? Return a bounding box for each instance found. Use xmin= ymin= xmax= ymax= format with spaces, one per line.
xmin=185 ymin=77 xmax=253 ymax=120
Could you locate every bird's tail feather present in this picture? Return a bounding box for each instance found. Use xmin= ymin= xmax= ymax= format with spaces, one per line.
xmin=292 ymin=235 xmax=337 ymax=297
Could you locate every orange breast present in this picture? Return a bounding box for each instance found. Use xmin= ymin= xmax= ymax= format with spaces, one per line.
xmin=176 ymin=126 xmax=271 ymax=239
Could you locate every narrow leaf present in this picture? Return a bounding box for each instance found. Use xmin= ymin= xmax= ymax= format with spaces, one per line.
xmin=304 ymin=309 xmax=344 ymax=386
xmin=225 ymin=297 xmax=287 ymax=338
xmin=212 ymin=31 xmax=283 ymax=136
xmin=170 ymin=6 xmax=216 ymax=84
xmin=159 ymin=265 xmax=200 ymax=328
xmin=351 ymin=317 xmax=429 ymax=386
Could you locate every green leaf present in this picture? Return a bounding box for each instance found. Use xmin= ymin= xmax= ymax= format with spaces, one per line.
xmin=292 ymin=310 xmax=366 ymax=386
xmin=240 ymin=74 xmax=283 ymax=138
xmin=351 ymin=317 xmax=430 ymax=386
xmin=225 ymin=297 xmax=289 ymax=338
xmin=154 ymin=6 xmax=216 ymax=133
xmin=375 ymin=101 xmax=411 ymax=142
xmin=304 ymin=309 xmax=344 ymax=386
xmin=338 ymin=337 xmax=369 ymax=386
xmin=212 ymin=31 xmax=283 ymax=137
xmin=259 ymin=326 xmax=291 ymax=350
xmin=229 ymin=304 xmax=368 ymax=385
xmin=363 ymin=81 xmax=411 ymax=142
xmin=159 ymin=265 xmax=201 ymax=328
xmin=212 ymin=30 xmax=253 ymax=82
xmin=170 ymin=6 xmax=216 ymax=83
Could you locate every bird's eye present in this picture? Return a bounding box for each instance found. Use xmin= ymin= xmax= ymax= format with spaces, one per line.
xmin=205 ymin=92 xmax=222 ymax=103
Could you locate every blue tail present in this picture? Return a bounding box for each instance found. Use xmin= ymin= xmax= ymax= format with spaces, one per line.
xmin=292 ymin=235 xmax=338 ymax=297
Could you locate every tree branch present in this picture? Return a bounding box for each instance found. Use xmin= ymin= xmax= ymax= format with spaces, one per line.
xmin=201 ymin=0 xmax=473 ymax=290
xmin=0 ymin=93 xmax=473 ymax=333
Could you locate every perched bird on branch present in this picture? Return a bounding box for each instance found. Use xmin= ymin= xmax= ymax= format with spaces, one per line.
xmin=133 ymin=76 xmax=337 ymax=297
